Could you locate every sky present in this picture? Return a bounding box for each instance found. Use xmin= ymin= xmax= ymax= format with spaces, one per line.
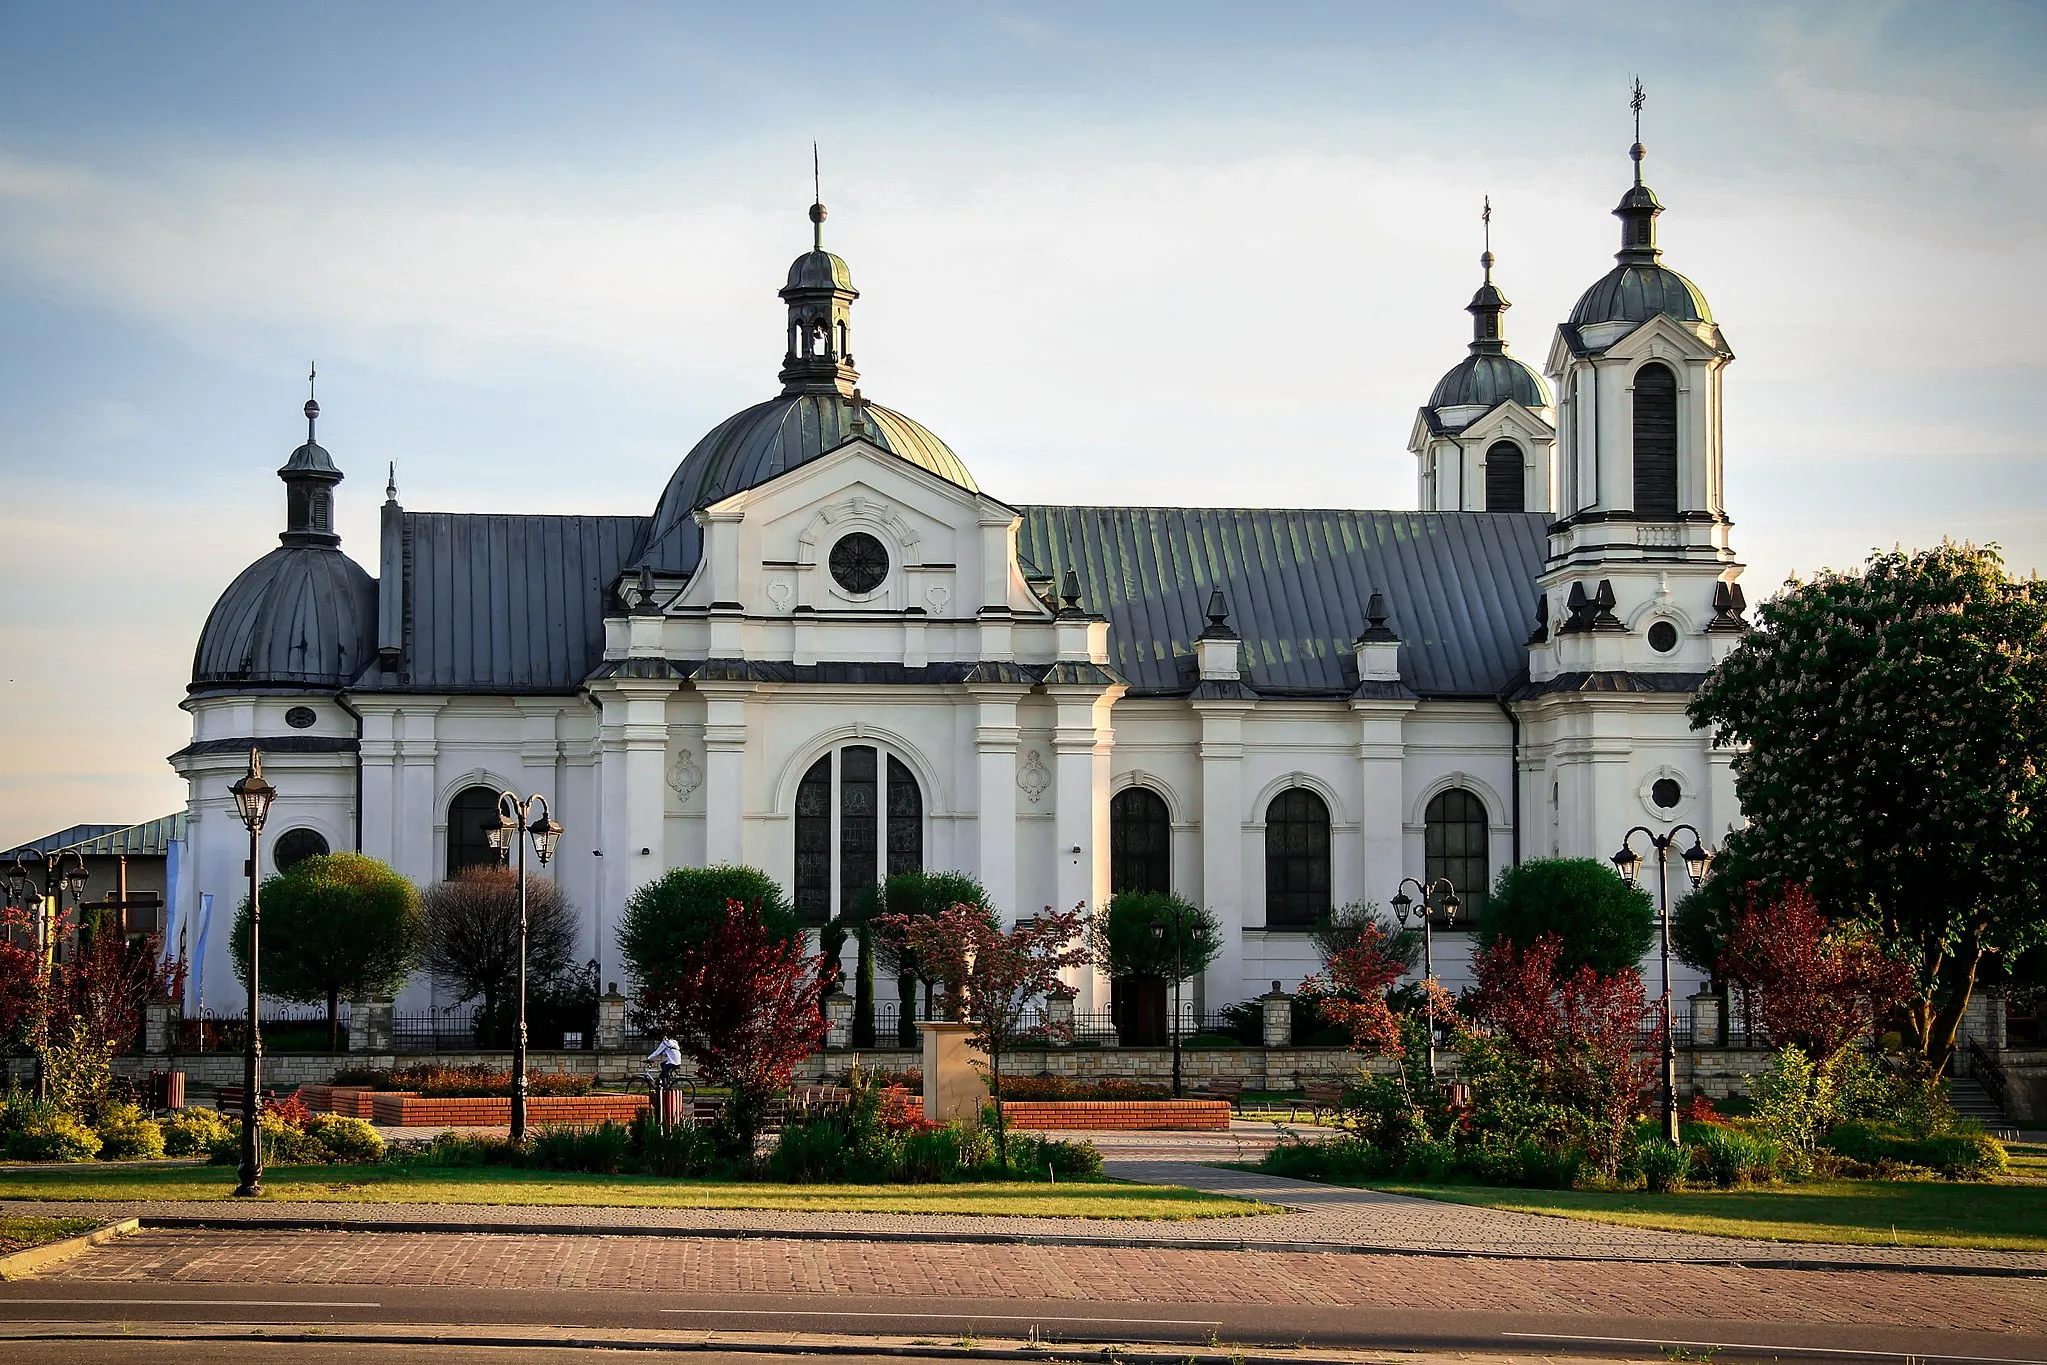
xmin=0 ymin=0 xmax=2042 ymax=848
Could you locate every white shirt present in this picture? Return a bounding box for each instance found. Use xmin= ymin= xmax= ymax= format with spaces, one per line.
xmin=648 ymin=1038 xmax=681 ymax=1066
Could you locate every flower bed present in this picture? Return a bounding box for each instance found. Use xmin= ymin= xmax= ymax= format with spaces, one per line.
xmin=368 ymin=1093 xmax=649 ymax=1127
xmin=998 ymin=1075 xmax=1170 ymax=1101
xmin=1000 ymin=1099 xmax=1231 ymax=1131
xmin=328 ymin=1065 xmax=596 ymax=1098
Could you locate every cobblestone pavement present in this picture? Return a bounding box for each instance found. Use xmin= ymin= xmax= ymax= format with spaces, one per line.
xmin=35 ymin=1226 xmax=2047 ymax=1335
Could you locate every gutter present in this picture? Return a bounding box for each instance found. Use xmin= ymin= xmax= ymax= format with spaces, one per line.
xmin=334 ymin=690 xmax=365 ymax=853
xmin=1496 ymin=695 xmax=1522 ymax=867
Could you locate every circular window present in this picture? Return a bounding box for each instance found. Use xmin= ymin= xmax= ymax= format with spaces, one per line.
xmin=1650 ymin=778 xmax=1683 ymax=810
xmin=1647 ymin=620 xmax=1680 ymax=653
xmin=273 ymin=828 xmax=330 ymax=871
xmin=829 ymin=532 xmax=890 ymax=595
xmin=284 ymin=706 xmax=317 ymax=729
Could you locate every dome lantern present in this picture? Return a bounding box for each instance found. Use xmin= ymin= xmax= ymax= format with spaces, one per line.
xmin=778 ymin=148 xmax=861 ymax=397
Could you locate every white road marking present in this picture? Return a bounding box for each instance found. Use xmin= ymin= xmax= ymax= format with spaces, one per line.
xmin=1501 ymin=1331 xmax=2047 ymax=1364
xmin=661 ymin=1308 xmax=1221 ymax=1326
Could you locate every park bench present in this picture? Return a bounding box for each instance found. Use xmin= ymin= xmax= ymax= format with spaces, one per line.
xmin=1291 ymin=1080 xmax=1346 ymax=1122
xmin=1201 ymin=1077 xmax=1246 ymax=1112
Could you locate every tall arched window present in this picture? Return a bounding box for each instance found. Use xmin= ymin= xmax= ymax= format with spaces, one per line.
xmin=446 ymin=786 xmax=504 ymax=877
xmin=1484 ymin=441 xmax=1525 ymax=512
xmin=1264 ymin=788 xmax=1331 ymax=928
xmin=1110 ymin=787 xmax=1171 ymax=895
xmin=1632 ymin=362 xmax=1679 ymax=518
xmin=792 ymin=744 xmax=924 ymax=925
xmin=1424 ymin=787 xmax=1490 ymax=922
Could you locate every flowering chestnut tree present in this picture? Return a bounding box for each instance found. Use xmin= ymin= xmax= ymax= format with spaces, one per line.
xmin=881 ymin=902 xmax=1092 ymax=1169
xmin=1718 ymin=885 xmax=1911 ymax=1067
xmin=633 ymin=899 xmax=826 ymax=1162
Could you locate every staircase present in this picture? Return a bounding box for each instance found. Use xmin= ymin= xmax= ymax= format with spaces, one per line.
xmin=1950 ymin=1074 xmax=2006 ymax=1125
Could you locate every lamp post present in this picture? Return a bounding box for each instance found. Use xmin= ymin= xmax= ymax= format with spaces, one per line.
xmin=228 ymin=749 xmax=276 ymax=1197
xmin=1389 ymin=877 xmax=1459 ymax=1080
xmin=1147 ymin=911 xmax=1201 ymax=1099
xmin=1610 ymin=824 xmax=1712 ymax=1145
xmin=487 ymin=791 xmax=563 ymax=1144
xmin=6 ymin=850 xmax=91 ymax=1102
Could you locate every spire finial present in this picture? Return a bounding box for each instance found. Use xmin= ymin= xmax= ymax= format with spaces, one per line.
xmin=385 ymin=461 xmax=398 ymax=503
xmin=1630 ymin=77 xmax=1647 ymax=186
xmin=809 ymin=142 xmax=825 ymax=252
xmin=304 ymin=361 xmax=319 ymax=439
xmin=1480 ymin=195 xmax=1494 ymax=282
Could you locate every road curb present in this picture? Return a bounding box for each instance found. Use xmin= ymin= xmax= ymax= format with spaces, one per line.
xmin=130 ymin=1214 xmax=2047 ymax=1278
xmin=0 ymin=1219 xmax=141 ymax=1281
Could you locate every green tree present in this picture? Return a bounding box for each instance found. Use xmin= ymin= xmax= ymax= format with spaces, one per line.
xmin=1092 ymin=891 xmax=1221 ymax=980
xmin=617 ymin=864 xmax=803 ymax=997
xmin=1689 ymin=543 xmax=2047 ymax=1071
xmin=230 ymin=853 xmax=423 ymax=1050
xmin=1474 ymin=858 xmax=1654 ymax=978
xmin=854 ymin=871 xmax=991 ymax=1048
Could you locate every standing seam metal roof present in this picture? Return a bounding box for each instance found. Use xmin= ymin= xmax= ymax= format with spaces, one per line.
xmin=1016 ymin=508 xmax=1550 ymax=697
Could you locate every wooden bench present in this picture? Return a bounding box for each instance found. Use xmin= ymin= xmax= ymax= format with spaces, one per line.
xmin=1291 ymin=1080 xmax=1346 ymax=1122
xmin=1201 ymin=1078 xmax=1246 ymax=1112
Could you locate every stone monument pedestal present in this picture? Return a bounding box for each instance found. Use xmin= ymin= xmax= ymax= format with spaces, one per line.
xmin=918 ymin=1019 xmax=989 ymax=1126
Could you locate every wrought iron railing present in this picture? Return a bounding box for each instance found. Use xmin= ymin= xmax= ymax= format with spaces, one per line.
xmin=1965 ymin=1036 xmax=2011 ymax=1116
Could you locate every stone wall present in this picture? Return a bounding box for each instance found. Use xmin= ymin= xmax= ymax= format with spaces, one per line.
xmin=1997 ymin=1048 xmax=2047 ymax=1123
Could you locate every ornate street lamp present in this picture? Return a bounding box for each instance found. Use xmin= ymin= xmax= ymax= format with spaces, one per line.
xmin=228 ymin=749 xmax=276 ymax=1197
xmin=1147 ymin=911 xmax=1205 ymax=1099
xmin=1390 ymin=877 xmax=1458 ymax=1080
xmin=1611 ymin=824 xmax=1713 ymax=1145
xmin=493 ymin=791 xmax=561 ymax=1143
xmin=8 ymin=848 xmax=91 ymax=1101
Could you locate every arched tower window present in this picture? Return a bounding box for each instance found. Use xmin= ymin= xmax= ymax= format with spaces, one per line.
xmin=1424 ymin=788 xmax=1490 ymax=922
xmin=1110 ymin=787 xmax=1171 ymax=895
xmin=1484 ymin=441 xmax=1525 ymax=512
xmin=792 ymin=744 xmax=924 ymax=926
xmin=446 ymin=785 xmax=504 ymax=878
xmin=1264 ymin=788 xmax=1330 ymax=928
xmin=1632 ymin=362 xmax=1679 ymax=518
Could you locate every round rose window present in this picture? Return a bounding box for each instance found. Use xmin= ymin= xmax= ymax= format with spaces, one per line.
xmin=829 ymin=532 xmax=889 ymax=595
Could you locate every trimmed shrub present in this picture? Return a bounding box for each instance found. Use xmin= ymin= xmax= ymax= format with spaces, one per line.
xmin=619 ymin=864 xmax=804 ymax=988
xmin=305 ymin=1114 xmax=384 ymax=1164
xmin=96 ymin=1105 xmax=167 ymax=1160
xmin=4 ymin=1111 xmax=102 ymax=1162
xmin=1476 ymin=858 xmax=1655 ymax=976
xmin=162 ymin=1107 xmax=233 ymax=1157
xmin=1823 ymin=1120 xmax=2007 ymax=1180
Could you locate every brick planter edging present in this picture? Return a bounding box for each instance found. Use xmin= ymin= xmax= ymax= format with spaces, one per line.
xmin=300 ymin=1085 xmax=381 ymax=1118
xmin=368 ymin=1093 xmax=649 ymax=1126
xmin=1000 ymin=1099 xmax=1231 ymax=1131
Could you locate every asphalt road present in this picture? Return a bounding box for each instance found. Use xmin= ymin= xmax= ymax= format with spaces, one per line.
xmin=5 ymin=1280 xmax=2047 ymax=1365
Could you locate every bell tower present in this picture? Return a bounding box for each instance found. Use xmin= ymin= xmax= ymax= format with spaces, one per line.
xmin=778 ymin=153 xmax=861 ymax=398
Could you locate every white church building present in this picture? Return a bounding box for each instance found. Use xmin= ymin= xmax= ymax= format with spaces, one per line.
xmin=173 ymin=133 xmax=1747 ymax=1017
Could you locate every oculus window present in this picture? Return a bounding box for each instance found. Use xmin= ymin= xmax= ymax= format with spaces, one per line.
xmin=829 ymin=532 xmax=889 ymax=595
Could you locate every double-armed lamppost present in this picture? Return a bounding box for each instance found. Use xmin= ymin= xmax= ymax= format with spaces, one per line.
xmin=1610 ymin=825 xmax=1712 ymax=1145
xmin=1389 ymin=877 xmax=1459 ymax=1079
xmin=6 ymin=850 xmax=91 ymax=1101
xmin=228 ymin=749 xmax=277 ymax=1197
xmin=1147 ymin=910 xmax=1206 ymax=1098
xmin=487 ymin=791 xmax=563 ymax=1143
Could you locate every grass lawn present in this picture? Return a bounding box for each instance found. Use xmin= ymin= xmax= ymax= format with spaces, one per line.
xmin=1372 ymin=1178 xmax=2047 ymax=1252
xmin=2005 ymin=1141 xmax=2047 ymax=1182
xmin=0 ymin=1163 xmax=1269 ymax=1219
xmin=0 ymin=1215 xmax=99 ymax=1255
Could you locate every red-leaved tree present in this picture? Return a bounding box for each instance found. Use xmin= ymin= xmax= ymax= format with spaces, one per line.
xmin=1718 ymin=885 xmax=1911 ymax=1067
xmin=633 ymin=899 xmax=826 ymax=1161
xmin=1467 ymin=933 xmax=1660 ymax=1174
xmin=1297 ymin=919 xmax=1414 ymax=1056
xmin=881 ymin=903 xmax=1093 ymax=1169
xmin=0 ymin=903 xmax=39 ymax=1044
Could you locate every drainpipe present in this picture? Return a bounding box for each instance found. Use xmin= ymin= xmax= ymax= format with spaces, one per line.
xmin=335 ymin=690 xmax=365 ymax=853
xmin=1496 ymin=696 xmax=1522 ymax=867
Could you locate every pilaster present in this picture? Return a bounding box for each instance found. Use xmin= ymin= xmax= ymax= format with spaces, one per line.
xmin=1193 ymin=699 xmax=1254 ymax=1003
xmin=970 ymin=685 xmax=1027 ymax=918
xmin=697 ymin=681 xmax=753 ymax=866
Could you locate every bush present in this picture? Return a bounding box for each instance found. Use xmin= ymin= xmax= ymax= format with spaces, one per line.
xmin=418 ymin=1130 xmax=527 ymax=1167
xmin=305 ymin=1114 xmax=384 ymax=1164
xmin=368 ymin=1064 xmax=596 ymax=1098
xmin=162 ymin=1107 xmax=233 ymax=1157
xmin=1260 ymin=1134 xmax=1397 ymax=1183
xmin=1001 ymin=1133 xmax=1103 ymax=1180
xmin=619 ymin=865 xmax=805 ymax=989
xmin=997 ymin=1075 xmax=1169 ymax=1102
xmin=1092 ymin=891 xmax=1221 ymax=981
xmin=4 ymin=1111 xmax=102 ymax=1162
xmin=95 ymin=1104 xmax=166 ymax=1160
xmin=1688 ymin=1126 xmax=1780 ymax=1187
xmin=531 ymin=1122 xmax=631 ymax=1175
xmin=1476 ymin=858 xmax=1655 ymax=976
xmin=1823 ymin=1120 xmax=2007 ymax=1180
xmin=1638 ymin=1139 xmax=1690 ymax=1193
xmin=629 ymin=1112 xmax=719 ymax=1177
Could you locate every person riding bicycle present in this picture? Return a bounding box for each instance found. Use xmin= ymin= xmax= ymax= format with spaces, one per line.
xmin=647 ymin=1033 xmax=682 ymax=1089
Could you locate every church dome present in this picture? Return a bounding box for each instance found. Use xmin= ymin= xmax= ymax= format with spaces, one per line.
xmin=786 ymin=249 xmax=854 ymax=292
xmin=1568 ymin=262 xmax=1712 ymax=327
xmin=637 ymin=389 xmax=975 ymax=574
xmin=1428 ymin=352 xmax=1549 ymax=411
xmin=192 ymin=545 xmax=376 ymax=689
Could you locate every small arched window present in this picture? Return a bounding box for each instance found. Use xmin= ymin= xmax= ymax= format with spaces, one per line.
xmin=273 ymin=828 xmax=329 ymax=873
xmin=1484 ymin=441 xmax=1525 ymax=512
xmin=1424 ymin=788 xmax=1490 ymax=922
xmin=792 ymin=744 xmax=924 ymax=925
xmin=1632 ymin=362 xmax=1679 ymax=518
xmin=446 ymin=786 xmax=504 ymax=877
xmin=1264 ymin=788 xmax=1331 ymax=928
xmin=1110 ymin=787 xmax=1172 ymax=895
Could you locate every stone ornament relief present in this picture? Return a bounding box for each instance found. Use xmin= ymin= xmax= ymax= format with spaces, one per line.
xmin=1016 ymin=748 xmax=1051 ymax=804
xmin=667 ymin=748 xmax=703 ymax=803
xmin=766 ymin=580 xmax=792 ymax=611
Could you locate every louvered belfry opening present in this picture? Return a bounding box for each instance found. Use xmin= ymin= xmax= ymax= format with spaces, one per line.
xmin=1632 ymin=362 xmax=1680 ymax=517
xmin=1484 ymin=441 xmax=1525 ymax=512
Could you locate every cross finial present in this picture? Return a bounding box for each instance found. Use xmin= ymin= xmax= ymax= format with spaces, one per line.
xmin=1630 ymin=77 xmax=1647 ymax=185
xmin=303 ymin=361 xmax=319 ymax=437
xmin=385 ymin=461 xmax=398 ymax=503
xmin=809 ymin=142 xmax=825 ymax=251
xmin=1480 ymin=195 xmax=1494 ymax=281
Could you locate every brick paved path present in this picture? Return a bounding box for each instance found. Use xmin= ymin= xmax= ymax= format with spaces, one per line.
xmin=41 ymin=1227 xmax=2047 ymax=1334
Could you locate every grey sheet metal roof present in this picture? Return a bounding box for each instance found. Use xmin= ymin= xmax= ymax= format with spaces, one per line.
xmin=1567 ymin=262 xmax=1712 ymax=329
xmin=1015 ymin=507 xmax=1550 ymax=698
xmin=2 ymin=813 xmax=185 ymax=859
xmin=365 ymin=512 xmax=647 ymax=694
xmin=191 ymin=545 xmax=378 ymax=691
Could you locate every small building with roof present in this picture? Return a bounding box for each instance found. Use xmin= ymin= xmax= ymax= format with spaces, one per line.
xmin=173 ymin=127 xmax=1747 ymax=1019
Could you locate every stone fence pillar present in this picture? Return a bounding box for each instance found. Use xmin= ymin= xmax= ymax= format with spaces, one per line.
xmin=144 ymin=1000 xmax=173 ymax=1055
xmin=1260 ymin=981 xmax=1293 ymax=1048
xmin=1688 ymin=990 xmax=1724 ymax=1050
xmin=824 ymin=991 xmax=854 ymax=1050
xmin=1046 ymin=995 xmax=1074 ymax=1034
xmin=596 ymin=984 xmax=627 ymax=1052
xmin=919 ymin=1019 xmax=989 ymax=1125
xmin=349 ymin=998 xmax=393 ymax=1054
